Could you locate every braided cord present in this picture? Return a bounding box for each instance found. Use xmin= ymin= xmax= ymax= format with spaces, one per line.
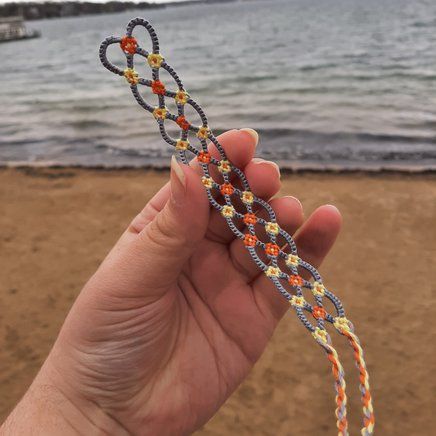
xmin=312 ymin=328 xmax=349 ymax=435
xmin=99 ymin=18 xmax=374 ymax=435
xmin=334 ymin=320 xmax=375 ymax=435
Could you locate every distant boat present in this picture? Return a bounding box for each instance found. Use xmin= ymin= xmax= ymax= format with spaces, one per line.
xmin=0 ymin=16 xmax=40 ymax=43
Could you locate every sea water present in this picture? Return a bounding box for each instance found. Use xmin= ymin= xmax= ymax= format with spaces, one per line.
xmin=0 ymin=0 xmax=435 ymax=170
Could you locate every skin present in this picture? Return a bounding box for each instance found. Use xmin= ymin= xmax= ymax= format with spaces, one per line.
xmin=1 ymin=129 xmax=341 ymax=435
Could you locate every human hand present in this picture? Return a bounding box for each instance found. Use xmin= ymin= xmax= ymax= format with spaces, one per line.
xmin=2 ymin=129 xmax=341 ymax=435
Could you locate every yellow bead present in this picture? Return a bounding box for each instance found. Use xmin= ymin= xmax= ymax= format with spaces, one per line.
xmin=147 ymin=53 xmax=164 ymax=68
xmin=241 ymin=191 xmax=254 ymax=205
xmin=333 ymin=317 xmax=351 ymax=332
xmin=201 ymin=177 xmax=213 ymax=189
xmin=312 ymin=327 xmax=329 ymax=343
xmin=218 ymin=160 xmax=231 ymax=173
xmin=123 ymin=68 xmax=139 ymax=85
xmin=175 ymin=139 xmax=189 ymax=151
xmin=265 ymin=222 xmax=279 ymax=235
xmin=175 ymin=90 xmax=189 ymax=105
xmin=290 ymin=295 xmax=306 ymax=308
xmin=152 ymin=107 xmax=167 ymax=120
xmin=312 ymin=281 xmax=325 ymax=297
xmin=265 ymin=266 xmax=281 ymax=277
xmin=285 ymin=254 xmax=299 ymax=267
xmin=197 ymin=126 xmax=210 ymax=139
xmin=221 ymin=205 xmax=235 ymax=218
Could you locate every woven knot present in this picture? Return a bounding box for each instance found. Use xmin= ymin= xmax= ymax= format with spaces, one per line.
xmin=175 ymin=90 xmax=189 ymax=105
xmin=201 ymin=177 xmax=213 ymax=189
xmin=221 ymin=205 xmax=235 ymax=218
xmin=241 ymin=191 xmax=254 ymax=205
xmin=243 ymin=213 xmax=257 ymax=225
xmin=290 ymin=295 xmax=306 ymax=308
xmin=312 ymin=327 xmax=330 ymax=344
xmin=152 ymin=107 xmax=167 ymax=120
xmin=123 ymin=68 xmax=139 ymax=85
xmin=285 ymin=254 xmax=299 ymax=267
xmin=265 ymin=243 xmax=280 ymax=257
xmin=333 ymin=317 xmax=352 ymax=333
xmin=312 ymin=306 xmax=327 ymax=320
xmin=120 ymin=36 xmax=137 ymax=54
xmin=151 ymin=80 xmax=166 ymax=95
xmin=265 ymin=266 xmax=281 ymax=277
xmin=312 ymin=281 xmax=326 ymax=296
xmin=176 ymin=139 xmax=189 ymax=151
xmin=197 ymin=151 xmax=211 ymax=164
xmin=243 ymin=234 xmax=257 ymax=247
xmin=220 ymin=183 xmax=234 ymax=196
xmin=147 ymin=53 xmax=164 ymax=68
xmin=197 ymin=126 xmax=210 ymax=139
xmin=288 ymin=274 xmax=303 ymax=287
xmin=265 ymin=222 xmax=280 ymax=235
xmin=218 ymin=160 xmax=231 ymax=173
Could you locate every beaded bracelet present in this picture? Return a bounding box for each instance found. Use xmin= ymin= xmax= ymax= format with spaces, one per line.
xmin=99 ymin=18 xmax=374 ymax=435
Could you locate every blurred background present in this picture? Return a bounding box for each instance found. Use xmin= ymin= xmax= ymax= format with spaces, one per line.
xmin=0 ymin=0 xmax=435 ymax=434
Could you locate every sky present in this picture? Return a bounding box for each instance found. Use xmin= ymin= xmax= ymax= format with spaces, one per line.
xmin=0 ymin=0 xmax=187 ymax=4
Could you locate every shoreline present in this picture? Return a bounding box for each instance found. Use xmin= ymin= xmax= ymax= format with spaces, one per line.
xmin=2 ymin=163 xmax=436 ymax=175
xmin=0 ymin=0 xmax=231 ymax=22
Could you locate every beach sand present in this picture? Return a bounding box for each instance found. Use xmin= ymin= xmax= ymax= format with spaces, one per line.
xmin=0 ymin=167 xmax=435 ymax=435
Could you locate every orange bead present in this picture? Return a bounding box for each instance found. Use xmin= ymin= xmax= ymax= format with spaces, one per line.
xmin=265 ymin=243 xmax=280 ymax=257
xmin=243 ymin=213 xmax=257 ymax=225
xmin=288 ymin=274 xmax=303 ymax=287
xmin=151 ymin=80 xmax=166 ymax=95
xmin=176 ymin=115 xmax=190 ymax=131
xmin=244 ymin=234 xmax=258 ymax=247
xmin=220 ymin=183 xmax=234 ymax=196
xmin=197 ymin=151 xmax=211 ymax=164
xmin=120 ymin=36 xmax=137 ymax=54
xmin=312 ymin=306 xmax=327 ymax=320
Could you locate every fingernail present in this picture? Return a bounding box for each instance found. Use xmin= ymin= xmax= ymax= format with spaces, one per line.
xmin=252 ymin=157 xmax=281 ymax=178
xmin=325 ymin=204 xmax=340 ymax=214
xmin=170 ymin=155 xmax=186 ymax=204
xmin=240 ymin=128 xmax=259 ymax=146
xmin=283 ymin=196 xmax=304 ymax=220
xmin=284 ymin=195 xmax=303 ymax=210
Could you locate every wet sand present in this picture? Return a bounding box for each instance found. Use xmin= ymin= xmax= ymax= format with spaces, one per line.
xmin=0 ymin=168 xmax=435 ymax=435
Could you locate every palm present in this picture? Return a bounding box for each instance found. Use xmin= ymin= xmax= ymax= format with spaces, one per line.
xmin=46 ymin=130 xmax=341 ymax=435
xmin=85 ymin=237 xmax=278 ymax=431
xmin=114 ymin=238 xmax=279 ymax=433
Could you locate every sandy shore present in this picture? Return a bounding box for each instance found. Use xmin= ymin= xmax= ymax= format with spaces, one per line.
xmin=0 ymin=167 xmax=435 ymax=434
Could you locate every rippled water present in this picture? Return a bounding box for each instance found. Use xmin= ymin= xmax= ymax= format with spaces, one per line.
xmin=1 ymin=0 xmax=435 ymax=169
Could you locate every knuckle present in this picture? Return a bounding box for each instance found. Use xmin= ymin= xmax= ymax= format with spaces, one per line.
xmin=142 ymin=210 xmax=187 ymax=250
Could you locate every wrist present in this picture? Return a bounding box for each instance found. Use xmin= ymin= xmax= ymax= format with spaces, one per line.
xmin=1 ymin=361 xmax=131 ymax=436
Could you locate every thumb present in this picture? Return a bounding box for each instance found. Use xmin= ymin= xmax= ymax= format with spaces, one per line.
xmin=133 ymin=155 xmax=210 ymax=289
